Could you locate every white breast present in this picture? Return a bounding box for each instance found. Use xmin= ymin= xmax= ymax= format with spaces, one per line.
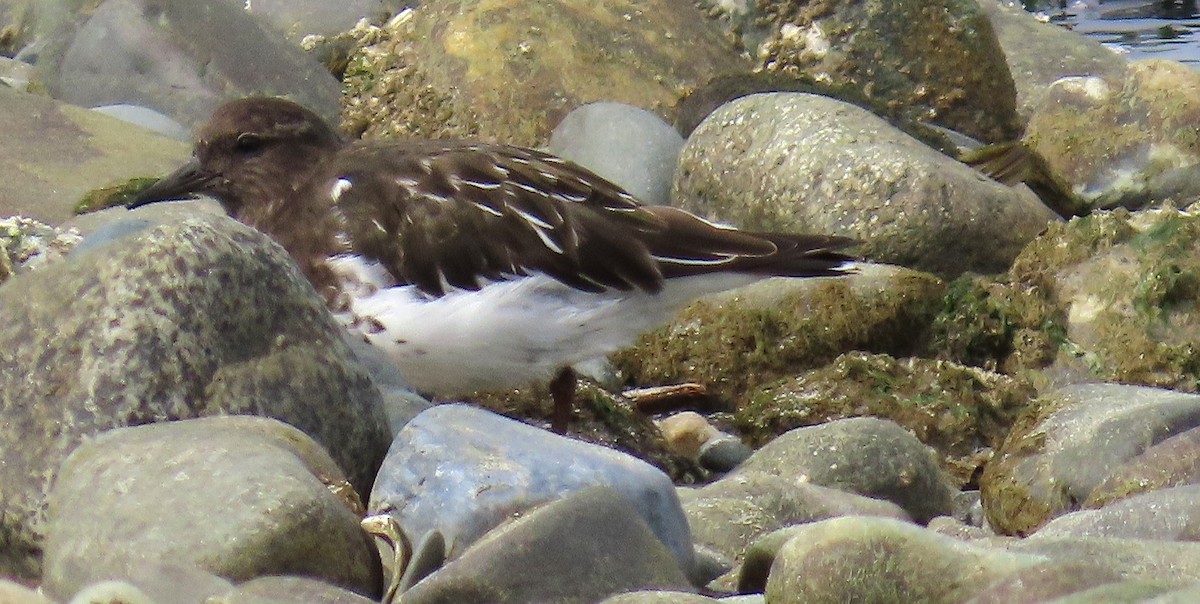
xmin=326 ymin=254 xmax=762 ymax=396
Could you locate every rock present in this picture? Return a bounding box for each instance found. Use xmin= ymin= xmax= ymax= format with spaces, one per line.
xmin=734 ymin=417 xmax=957 ymax=523
xmin=982 ymin=384 xmax=1200 ymax=535
xmin=1009 ymin=537 xmax=1200 ymax=585
xmin=0 ymin=85 xmax=190 ymax=225
xmin=547 ymin=102 xmax=683 ymax=206
xmin=657 ymin=412 xmax=723 ymax=461
xmin=236 ymin=0 xmax=389 ymax=41
xmin=90 ymin=104 xmax=190 ymax=140
xmin=1032 ymin=485 xmax=1200 ymax=541
xmin=42 ymin=417 xmax=380 ymax=601
xmin=613 ymin=264 xmax=946 ymax=407
xmin=680 ymin=470 xmax=910 ymax=583
xmin=0 ymin=216 xmax=81 ymax=284
xmin=962 ymin=561 xmax=1123 ymax=604
xmin=399 ymin=487 xmax=693 ymax=604
xmin=1025 ymin=60 xmax=1200 ymax=211
xmin=747 ymin=0 xmax=1020 ymax=143
xmin=60 ymin=562 xmax=233 ymax=604
xmin=0 ymin=215 xmax=390 ymax=579
xmin=925 ymin=206 xmax=1200 ymax=394
xmin=762 ymin=517 xmax=1045 ymax=603
xmin=697 ymin=436 xmax=753 ymax=474
xmin=42 ymin=0 xmax=341 ymax=131
xmin=215 ymin=576 xmax=378 ymax=603
xmin=1087 ymin=426 xmax=1200 ymax=507
xmin=368 ymin=404 xmax=694 ymax=572
xmin=598 ymin=591 xmax=721 ymax=604
xmin=738 ymin=352 xmax=1035 ymax=486
xmin=977 ymin=0 xmax=1126 ymax=120
xmin=340 ymin=2 xmax=749 ymax=146
xmin=67 ymin=581 xmax=155 ymax=604
xmin=674 ymin=93 xmax=1057 ymax=278
xmin=0 ymin=579 xmax=53 ymax=604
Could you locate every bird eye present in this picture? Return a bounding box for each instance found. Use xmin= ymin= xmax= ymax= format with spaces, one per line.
xmin=234 ymin=133 xmax=264 ymax=153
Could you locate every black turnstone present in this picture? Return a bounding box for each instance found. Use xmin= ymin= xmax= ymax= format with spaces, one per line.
xmin=128 ymin=97 xmax=856 ymax=432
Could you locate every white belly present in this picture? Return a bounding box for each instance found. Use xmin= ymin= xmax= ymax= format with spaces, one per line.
xmin=327 ymin=255 xmax=760 ymax=395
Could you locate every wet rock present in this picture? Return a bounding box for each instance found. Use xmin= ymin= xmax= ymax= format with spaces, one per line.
xmin=400 ymin=487 xmax=693 ymax=604
xmin=982 ymin=384 xmax=1200 ymax=535
xmin=734 ymin=417 xmax=957 ymax=524
xmin=674 ymin=93 xmax=1056 ymax=278
xmin=1026 ymin=60 xmax=1200 ymax=211
xmin=0 ymin=215 xmax=389 ymax=579
xmin=614 ymin=264 xmax=946 ymax=407
xmin=42 ymin=416 xmax=380 ymax=601
xmin=739 ymin=352 xmax=1035 ymax=486
xmin=681 ymin=471 xmax=909 ymax=589
xmin=762 ymin=517 xmax=1045 ymax=603
xmin=216 ymin=576 xmax=378 ymax=604
xmin=926 ymin=206 xmax=1200 ymax=393
xmin=1033 ymin=485 xmax=1200 ymax=541
xmin=977 ymin=0 xmax=1127 ymax=120
xmin=368 ymin=404 xmax=694 ymax=572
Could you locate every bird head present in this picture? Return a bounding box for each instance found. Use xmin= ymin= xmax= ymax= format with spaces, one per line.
xmin=128 ymin=97 xmax=344 ymax=226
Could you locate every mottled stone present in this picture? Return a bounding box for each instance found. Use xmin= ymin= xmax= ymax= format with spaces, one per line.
xmin=1009 ymin=537 xmax=1200 ymax=585
xmin=763 ymin=517 xmax=1046 ymax=604
xmin=674 ymin=93 xmax=1056 ymax=278
xmin=340 ymin=1 xmax=749 ymax=147
xmin=368 ymin=404 xmax=693 ymax=571
xmin=42 ymin=417 xmax=380 ymax=600
xmin=614 ymin=264 xmax=946 ymax=408
xmin=982 ymin=384 xmax=1200 ymax=535
xmin=740 ymin=352 xmax=1035 ymax=486
xmin=734 ymin=417 xmax=957 ymax=523
xmin=0 ymin=215 xmax=389 ymax=579
xmin=1033 ymin=485 xmax=1200 ymax=541
xmin=400 ymin=487 xmax=693 ymax=604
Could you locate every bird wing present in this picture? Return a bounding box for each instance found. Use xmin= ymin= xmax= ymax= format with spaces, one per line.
xmin=322 ymin=140 xmax=852 ymax=297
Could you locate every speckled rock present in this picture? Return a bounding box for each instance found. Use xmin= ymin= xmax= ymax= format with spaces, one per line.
xmin=1009 ymin=537 xmax=1200 ymax=585
xmin=739 ymin=352 xmax=1036 ymax=486
xmin=925 ymin=206 xmax=1200 ymax=393
xmin=763 ymin=517 xmax=1046 ymax=604
xmin=741 ymin=0 xmax=1020 ymax=143
xmin=216 ymin=576 xmax=378 ymax=604
xmin=42 ymin=417 xmax=380 ymax=601
xmin=674 ymin=93 xmax=1057 ymax=278
xmin=0 ymin=85 xmax=190 ymax=225
xmin=399 ymin=487 xmax=693 ymax=604
xmin=1025 ymin=60 xmax=1200 ymax=211
xmin=679 ymin=470 xmax=909 ymax=590
xmin=339 ymin=1 xmax=750 ymax=146
xmin=962 ymin=561 xmax=1123 ymax=604
xmin=982 ymin=384 xmax=1200 ymax=536
xmin=0 ymin=216 xmax=80 ymax=284
xmin=734 ymin=418 xmax=957 ymax=524
xmin=977 ymin=0 xmax=1126 ymax=120
xmin=1032 ymin=484 xmax=1200 ymax=542
xmin=0 ymin=215 xmax=389 ymax=580
xmin=613 ymin=264 xmax=946 ymax=407
xmin=368 ymin=404 xmax=694 ymax=572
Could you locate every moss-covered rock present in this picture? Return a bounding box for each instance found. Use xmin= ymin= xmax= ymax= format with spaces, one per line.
xmin=739 ymin=352 xmax=1036 ymax=486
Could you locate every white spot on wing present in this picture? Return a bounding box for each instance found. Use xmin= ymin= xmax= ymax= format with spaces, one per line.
xmin=514 ymin=208 xmax=553 ymax=229
xmin=330 ymin=178 xmax=353 ymax=202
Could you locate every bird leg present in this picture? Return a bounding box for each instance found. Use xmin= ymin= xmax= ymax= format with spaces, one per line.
xmin=549 ymin=366 xmax=576 ymax=433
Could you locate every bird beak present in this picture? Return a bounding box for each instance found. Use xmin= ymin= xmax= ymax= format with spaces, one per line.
xmin=126 ymin=158 xmax=219 ymax=208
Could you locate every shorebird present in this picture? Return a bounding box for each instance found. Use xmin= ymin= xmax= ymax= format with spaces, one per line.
xmin=128 ymin=97 xmax=856 ymax=432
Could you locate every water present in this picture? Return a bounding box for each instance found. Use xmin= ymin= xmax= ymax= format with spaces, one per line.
xmin=1030 ymin=0 xmax=1200 ymax=66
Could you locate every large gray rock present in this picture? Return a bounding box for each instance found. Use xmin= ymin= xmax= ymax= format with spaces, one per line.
xmin=369 ymin=404 xmax=693 ymax=572
xmin=42 ymin=416 xmax=379 ymax=601
xmin=400 ymin=487 xmax=693 ymax=604
xmin=734 ymin=417 xmax=957 ymax=524
xmin=674 ymin=93 xmax=1058 ymax=278
xmin=0 ymin=215 xmax=389 ymax=579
